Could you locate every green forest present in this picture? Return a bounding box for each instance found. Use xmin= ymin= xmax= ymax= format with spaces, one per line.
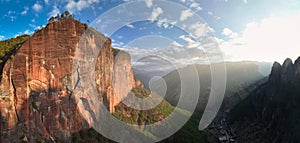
xmin=0 ymin=34 xmax=30 ymax=60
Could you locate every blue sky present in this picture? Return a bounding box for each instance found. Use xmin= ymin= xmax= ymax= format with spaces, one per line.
xmin=1 ymin=0 xmax=300 ymax=64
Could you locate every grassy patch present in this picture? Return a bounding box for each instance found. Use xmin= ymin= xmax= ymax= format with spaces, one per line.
xmin=113 ymin=87 xmax=174 ymax=125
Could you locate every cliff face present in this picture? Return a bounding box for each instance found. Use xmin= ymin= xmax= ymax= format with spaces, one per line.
xmin=112 ymin=51 xmax=135 ymax=112
xmin=0 ymin=18 xmax=137 ymax=142
xmin=230 ymin=57 xmax=300 ymax=143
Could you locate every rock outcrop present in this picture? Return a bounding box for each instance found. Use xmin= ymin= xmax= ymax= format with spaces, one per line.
xmin=230 ymin=57 xmax=300 ymax=143
xmin=112 ymin=51 xmax=136 ymax=112
xmin=0 ymin=18 xmax=137 ymax=142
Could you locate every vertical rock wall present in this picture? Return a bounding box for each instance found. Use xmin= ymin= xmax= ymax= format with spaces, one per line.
xmin=0 ymin=18 xmax=137 ymax=142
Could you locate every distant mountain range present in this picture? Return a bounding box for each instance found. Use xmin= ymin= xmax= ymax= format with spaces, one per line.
xmin=134 ymin=61 xmax=272 ymax=90
xmin=139 ymin=61 xmax=271 ymax=112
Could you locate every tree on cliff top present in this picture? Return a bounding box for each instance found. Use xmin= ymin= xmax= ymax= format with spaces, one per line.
xmin=48 ymin=11 xmax=73 ymax=23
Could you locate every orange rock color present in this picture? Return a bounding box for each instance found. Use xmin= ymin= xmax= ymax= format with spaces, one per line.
xmin=0 ymin=18 xmax=138 ymax=142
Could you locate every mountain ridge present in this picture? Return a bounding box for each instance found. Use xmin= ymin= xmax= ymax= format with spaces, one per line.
xmin=229 ymin=57 xmax=300 ymax=142
xmin=153 ymin=62 xmax=267 ymax=111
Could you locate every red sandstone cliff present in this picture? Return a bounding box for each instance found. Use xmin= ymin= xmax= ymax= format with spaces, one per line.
xmin=0 ymin=18 xmax=138 ymax=142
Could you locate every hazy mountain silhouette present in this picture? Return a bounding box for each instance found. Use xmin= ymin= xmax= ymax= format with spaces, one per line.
xmin=144 ymin=62 xmax=270 ymax=112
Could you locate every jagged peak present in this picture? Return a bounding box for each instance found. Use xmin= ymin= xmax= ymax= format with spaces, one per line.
xmin=295 ymin=57 xmax=300 ymax=65
xmin=272 ymin=61 xmax=282 ymax=70
xmin=282 ymin=58 xmax=293 ymax=68
xmin=269 ymin=61 xmax=282 ymax=78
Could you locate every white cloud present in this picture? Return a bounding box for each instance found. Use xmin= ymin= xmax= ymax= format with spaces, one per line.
xmin=220 ymin=15 xmax=300 ymax=62
xmin=222 ymin=28 xmax=238 ymax=39
xmin=112 ymin=41 xmax=125 ymax=48
xmin=66 ymin=0 xmax=100 ymax=13
xmin=48 ymin=6 xmax=60 ymax=17
xmin=126 ymin=24 xmax=135 ymax=29
xmin=180 ymin=9 xmax=193 ymax=21
xmin=207 ymin=11 xmax=213 ymax=15
xmin=179 ymin=35 xmax=201 ymax=49
xmin=0 ymin=35 xmax=4 ymax=40
xmin=190 ymin=2 xmax=202 ymax=11
xmin=170 ymin=41 xmax=183 ymax=48
xmin=21 ymin=7 xmax=29 ymax=15
xmin=179 ymin=0 xmax=202 ymax=11
xmin=24 ymin=30 xmax=33 ymax=35
xmin=156 ymin=18 xmax=176 ymax=29
xmin=32 ymin=3 xmax=43 ymax=12
xmin=117 ymin=35 xmax=123 ymax=39
xmin=7 ymin=10 xmax=15 ymax=15
xmin=222 ymin=28 xmax=232 ymax=36
xmin=180 ymin=0 xmax=186 ymax=3
xmin=9 ymin=16 xmax=16 ymax=21
xmin=29 ymin=23 xmax=37 ymax=29
xmin=4 ymin=11 xmax=17 ymax=21
xmin=139 ymin=27 xmax=147 ymax=30
xmin=115 ymin=35 xmax=211 ymax=69
xmin=188 ymin=23 xmax=214 ymax=38
xmin=145 ymin=0 xmax=152 ymax=8
xmin=15 ymin=29 xmax=34 ymax=37
xmin=44 ymin=0 xmax=49 ymax=5
xmin=224 ymin=0 xmax=247 ymax=4
xmin=149 ymin=7 xmax=163 ymax=21
xmin=121 ymin=45 xmax=205 ymax=68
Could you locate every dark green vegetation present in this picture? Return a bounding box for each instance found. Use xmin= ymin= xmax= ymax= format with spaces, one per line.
xmin=47 ymin=11 xmax=73 ymax=23
xmin=131 ymin=87 xmax=150 ymax=98
xmin=46 ymin=11 xmax=88 ymax=30
xmin=160 ymin=111 xmax=218 ymax=143
xmin=113 ymin=87 xmax=174 ymax=125
xmin=0 ymin=34 xmax=30 ymax=60
xmin=31 ymin=102 xmax=38 ymax=110
xmin=71 ymin=128 xmax=117 ymax=143
xmin=47 ymin=11 xmax=89 ymax=30
xmin=0 ymin=34 xmax=30 ymax=81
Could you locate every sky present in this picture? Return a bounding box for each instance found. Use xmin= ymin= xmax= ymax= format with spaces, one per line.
xmin=1 ymin=0 xmax=300 ymax=67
